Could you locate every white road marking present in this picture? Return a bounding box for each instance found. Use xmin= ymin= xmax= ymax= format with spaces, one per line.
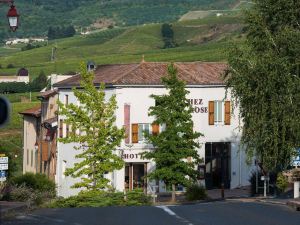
xmin=156 ymin=206 xmax=194 ymax=225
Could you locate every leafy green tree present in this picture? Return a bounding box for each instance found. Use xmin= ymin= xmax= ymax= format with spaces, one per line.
xmin=143 ymin=64 xmax=203 ymax=202
xmin=30 ymin=70 xmax=48 ymax=91
xmin=58 ymin=63 xmax=125 ymax=191
xmin=161 ymin=23 xmax=176 ymax=49
xmin=226 ymin=0 xmax=300 ymax=172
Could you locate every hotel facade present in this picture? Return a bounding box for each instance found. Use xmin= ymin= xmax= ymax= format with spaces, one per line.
xmin=54 ymin=62 xmax=253 ymax=197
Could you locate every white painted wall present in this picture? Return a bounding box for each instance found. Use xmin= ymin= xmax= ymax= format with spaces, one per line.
xmin=56 ymin=85 xmax=253 ymax=197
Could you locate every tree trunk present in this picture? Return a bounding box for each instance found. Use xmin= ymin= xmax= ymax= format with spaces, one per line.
xmin=171 ymin=184 xmax=176 ymax=202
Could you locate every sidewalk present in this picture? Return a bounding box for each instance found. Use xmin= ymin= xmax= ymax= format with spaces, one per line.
xmin=0 ymin=201 xmax=27 ymax=218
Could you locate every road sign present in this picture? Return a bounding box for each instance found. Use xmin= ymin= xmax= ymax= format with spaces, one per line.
xmin=293 ymin=148 xmax=300 ymax=167
xmin=0 ymin=157 xmax=8 ymax=164
xmin=0 ymin=164 xmax=8 ymax=170
xmin=0 ymin=170 xmax=6 ymax=178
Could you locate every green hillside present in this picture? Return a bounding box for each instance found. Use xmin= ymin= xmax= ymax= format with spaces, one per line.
xmin=0 ymin=0 xmax=238 ymax=40
xmin=0 ymin=14 xmax=244 ymax=79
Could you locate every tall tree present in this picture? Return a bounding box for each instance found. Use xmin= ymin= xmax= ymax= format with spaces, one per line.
xmin=143 ymin=64 xmax=203 ymax=202
xmin=161 ymin=23 xmax=176 ymax=49
xmin=226 ymin=0 xmax=300 ymax=172
xmin=58 ymin=63 xmax=125 ymax=191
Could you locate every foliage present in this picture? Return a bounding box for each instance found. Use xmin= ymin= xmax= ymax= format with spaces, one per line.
xmin=1 ymin=184 xmax=55 ymax=206
xmin=48 ymin=189 xmax=151 ymax=208
xmin=0 ymin=14 xmax=243 ymax=79
xmin=143 ymin=64 xmax=203 ymax=200
xmin=185 ymin=184 xmax=207 ymax=201
xmin=48 ymin=26 xmax=76 ymax=40
xmin=21 ymin=43 xmax=45 ymax=51
xmin=276 ymin=172 xmax=288 ymax=193
xmin=58 ymin=63 xmax=125 ymax=191
xmin=0 ymin=82 xmax=28 ymax=94
xmin=161 ymin=23 xmax=177 ymax=49
xmin=10 ymin=173 xmax=56 ymax=193
xmin=29 ymin=70 xmax=48 ymax=91
xmin=225 ymin=0 xmax=300 ymax=171
xmin=0 ymin=0 xmax=237 ymax=41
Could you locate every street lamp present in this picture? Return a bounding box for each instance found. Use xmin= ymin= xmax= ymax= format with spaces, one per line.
xmin=0 ymin=0 xmax=19 ymax=31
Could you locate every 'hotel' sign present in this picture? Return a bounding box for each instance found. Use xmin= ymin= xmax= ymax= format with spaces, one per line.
xmin=188 ymin=99 xmax=208 ymax=114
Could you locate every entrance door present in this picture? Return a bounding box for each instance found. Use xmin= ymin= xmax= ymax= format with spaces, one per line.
xmin=125 ymin=163 xmax=147 ymax=191
xmin=205 ymin=142 xmax=231 ymax=189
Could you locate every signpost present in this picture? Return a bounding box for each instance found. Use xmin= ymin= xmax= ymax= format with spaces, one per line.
xmin=0 ymin=155 xmax=8 ymax=182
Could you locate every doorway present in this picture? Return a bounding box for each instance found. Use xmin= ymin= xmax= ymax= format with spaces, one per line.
xmin=125 ymin=163 xmax=147 ymax=191
xmin=205 ymin=142 xmax=231 ymax=189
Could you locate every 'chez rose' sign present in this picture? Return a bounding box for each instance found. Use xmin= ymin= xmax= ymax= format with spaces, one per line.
xmin=187 ymin=99 xmax=208 ymax=114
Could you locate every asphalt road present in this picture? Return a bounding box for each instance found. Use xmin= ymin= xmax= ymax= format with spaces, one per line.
xmin=1 ymin=200 xmax=300 ymax=225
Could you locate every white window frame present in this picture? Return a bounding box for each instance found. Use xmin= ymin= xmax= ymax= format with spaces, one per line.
xmin=138 ymin=123 xmax=151 ymax=143
xmin=214 ymin=101 xmax=224 ymax=125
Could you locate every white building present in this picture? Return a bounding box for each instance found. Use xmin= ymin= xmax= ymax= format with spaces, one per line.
xmin=54 ymin=62 xmax=253 ymax=197
xmin=0 ymin=68 xmax=30 ymax=84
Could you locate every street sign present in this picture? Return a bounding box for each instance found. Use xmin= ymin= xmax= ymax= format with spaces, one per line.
xmin=293 ymin=148 xmax=300 ymax=167
xmin=0 ymin=164 xmax=8 ymax=170
xmin=0 ymin=157 xmax=8 ymax=164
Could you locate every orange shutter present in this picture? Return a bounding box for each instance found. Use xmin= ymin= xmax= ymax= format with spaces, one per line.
xmin=132 ymin=124 xmax=138 ymax=143
xmin=42 ymin=141 xmax=48 ymax=161
xmin=224 ymin=101 xmax=231 ymax=125
xmin=152 ymin=123 xmax=159 ymax=136
xmin=208 ymin=101 xmax=214 ymax=125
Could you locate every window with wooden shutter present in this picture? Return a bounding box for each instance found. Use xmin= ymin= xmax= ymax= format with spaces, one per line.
xmin=59 ymin=119 xmax=63 ymax=138
xmin=208 ymin=101 xmax=214 ymax=125
xmin=224 ymin=101 xmax=231 ymax=125
xmin=132 ymin=124 xmax=138 ymax=143
xmin=152 ymin=123 xmax=159 ymax=136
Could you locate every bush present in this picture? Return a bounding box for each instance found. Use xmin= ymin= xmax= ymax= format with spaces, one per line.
xmin=6 ymin=63 xmax=15 ymax=69
xmin=185 ymin=184 xmax=207 ymax=201
xmin=49 ymin=189 xmax=151 ymax=208
xmin=276 ymin=172 xmax=288 ymax=193
xmin=11 ymin=173 xmax=56 ymax=193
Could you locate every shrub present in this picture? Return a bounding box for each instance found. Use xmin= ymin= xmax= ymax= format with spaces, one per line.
xmin=276 ymin=172 xmax=288 ymax=193
xmin=185 ymin=184 xmax=207 ymax=201
xmin=49 ymin=189 xmax=151 ymax=208
xmin=6 ymin=63 xmax=15 ymax=69
xmin=11 ymin=173 xmax=56 ymax=193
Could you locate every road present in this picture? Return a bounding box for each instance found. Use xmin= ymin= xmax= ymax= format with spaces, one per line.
xmin=1 ymin=200 xmax=300 ymax=225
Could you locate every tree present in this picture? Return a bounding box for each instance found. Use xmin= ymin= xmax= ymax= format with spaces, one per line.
xmin=30 ymin=70 xmax=48 ymax=91
xmin=226 ymin=0 xmax=300 ymax=172
xmin=161 ymin=23 xmax=176 ymax=49
xmin=58 ymin=63 xmax=125 ymax=191
xmin=143 ymin=64 xmax=203 ymax=202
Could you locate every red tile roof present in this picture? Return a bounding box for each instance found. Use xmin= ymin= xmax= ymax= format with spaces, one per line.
xmin=54 ymin=62 xmax=227 ymax=87
xmin=38 ymin=89 xmax=58 ymax=99
xmin=19 ymin=105 xmax=41 ymax=117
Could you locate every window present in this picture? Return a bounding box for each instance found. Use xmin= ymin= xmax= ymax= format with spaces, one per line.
xmin=59 ymin=119 xmax=63 ymax=138
xmin=65 ymin=95 xmax=68 ymax=106
xmin=132 ymin=123 xmax=151 ymax=143
xmin=27 ymin=149 xmax=29 ymax=165
xmin=66 ymin=124 xmax=69 ymax=138
xmin=31 ymin=150 xmax=33 ymax=167
xmin=138 ymin=123 xmax=150 ymax=142
xmin=208 ymin=101 xmax=231 ymax=125
xmin=214 ymin=101 xmax=224 ymax=124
